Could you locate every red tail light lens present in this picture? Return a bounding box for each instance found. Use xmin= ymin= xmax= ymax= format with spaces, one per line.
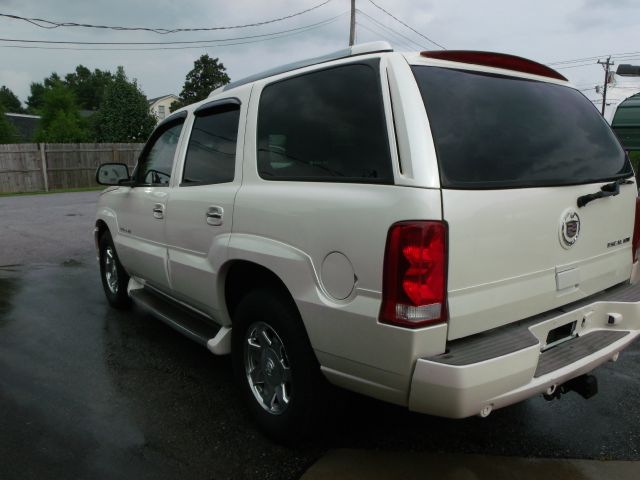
xmin=380 ymin=221 xmax=447 ymax=328
xmin=633 ymin=197 xmax=640 ymax=263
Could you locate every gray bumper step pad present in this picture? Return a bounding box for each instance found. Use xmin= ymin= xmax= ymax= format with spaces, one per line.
xmin=534 ymin=330 xmax=629 ymax=377
xmin=430 ymin=281 xmax=639 ymax=367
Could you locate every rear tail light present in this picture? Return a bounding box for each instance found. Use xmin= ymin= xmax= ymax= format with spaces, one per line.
xmin=633 ymin=197 xmax=640 ymax=263
xmin=380 ymin=221 xmax=447 ymax=328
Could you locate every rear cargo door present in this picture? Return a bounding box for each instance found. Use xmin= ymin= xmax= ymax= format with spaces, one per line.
xmin=412 ymin=65 xmax=636 ymax=339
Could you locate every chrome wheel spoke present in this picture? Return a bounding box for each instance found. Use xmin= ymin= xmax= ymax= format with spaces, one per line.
xmin=269 ymin=390 xmax=279 ymax=410
xmin=250 ymin=366 xmax=265 ymax=386
xmin=260 ymin=328 xmax=272 ymax=347
xmin=103 ymin=247 xmax=119 ymax=294
xmin=247 ymin=337 xmax=262 ymax=351
xmin=281 ymin=363 xmax=291 ymax=383
xmin=276 ymin=383 xmax=290 ymax=405
xmin=261 ymin=383 xmax=275 ymax=408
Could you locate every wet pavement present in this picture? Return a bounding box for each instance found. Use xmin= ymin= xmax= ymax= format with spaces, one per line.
xmin=1 ymin=192 xmax=640 ymax=480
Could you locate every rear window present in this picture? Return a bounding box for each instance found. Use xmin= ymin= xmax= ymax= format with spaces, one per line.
xmin=412 ymin=66 xmax=631 ymax=188
xmin=256 ymin=61 xmax=393 ymax=184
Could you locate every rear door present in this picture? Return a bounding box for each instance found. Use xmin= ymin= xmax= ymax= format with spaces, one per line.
xmin=412 ymin=66 xmax=636 ymax=339
xmin=164 ymin=90 xmax=249 ymax=316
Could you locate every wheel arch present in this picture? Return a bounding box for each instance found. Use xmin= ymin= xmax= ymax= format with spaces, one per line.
xmin=223 ymin=260 xmax=299 ymax=322
xmin=94 ymin=219 xmax=109 ymax=252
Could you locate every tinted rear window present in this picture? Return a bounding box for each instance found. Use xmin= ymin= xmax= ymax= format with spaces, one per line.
xmin=412 ymin=66 xmax=631 ymax=188
xmin=257 ymin=62 xmax=393 ymax=184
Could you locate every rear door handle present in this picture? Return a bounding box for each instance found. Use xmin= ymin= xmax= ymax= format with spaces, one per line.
xmin=206 ymin=206 xmax=224 ymax=226
xmin=152 ymin=203 xmax=165 ymax=219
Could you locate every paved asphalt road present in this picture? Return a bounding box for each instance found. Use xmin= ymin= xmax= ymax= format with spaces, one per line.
xmin=1 ymin=191 xmax=640 ymax=480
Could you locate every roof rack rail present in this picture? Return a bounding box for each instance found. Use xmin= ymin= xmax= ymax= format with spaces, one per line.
xmin=211 ymin=41 xmax=393 ymax=96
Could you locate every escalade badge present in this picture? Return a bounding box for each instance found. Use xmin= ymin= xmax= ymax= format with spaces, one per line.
xmin=559 ymin=209 xmax=580 ymax=249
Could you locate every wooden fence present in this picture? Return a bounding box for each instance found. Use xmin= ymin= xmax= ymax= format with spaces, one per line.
xmin=0 ymin=143 xmax=144 ymax=194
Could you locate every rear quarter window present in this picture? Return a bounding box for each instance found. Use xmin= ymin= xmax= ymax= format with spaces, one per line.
xmin=257 ymin=61 xmax=393 ymax=184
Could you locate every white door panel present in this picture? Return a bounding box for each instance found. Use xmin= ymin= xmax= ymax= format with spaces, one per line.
xmin=165 ymin=183 xmax=238 ymax=312
xmin=110 ymin=187 xmax=171 ymax=288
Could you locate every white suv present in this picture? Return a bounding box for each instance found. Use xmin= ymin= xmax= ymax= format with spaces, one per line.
xmin=95 ymin=42 xmax=640 ymax=439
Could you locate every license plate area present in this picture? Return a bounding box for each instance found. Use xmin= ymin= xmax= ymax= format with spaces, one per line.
xmin=542 ymin=321 xmax=577 ymax=352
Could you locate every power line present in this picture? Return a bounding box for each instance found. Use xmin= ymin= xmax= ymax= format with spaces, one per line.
xmin=355 ymin=17 xmax=417 ymax=50
xmin=366 ymin=0 xmax=445 ymax=49
xmin=356 ymin=9 xmax=427 ymax=50
xmin=548 ymin=50 xmax=640 ymax=66
xmin=554 ymin=54 xmax=640 ymax=70
xmin=0 ymin=13 xmax=348 ymax=46
xmin=556 ymin=62 xmax=598 ymax=70
xmin=0 ymin=1 xmax=333 ymax=34
xmin=356 ymin=20 xmax=415 ymax=51
xmin=0 ymin=15 xmax=345 ymax=52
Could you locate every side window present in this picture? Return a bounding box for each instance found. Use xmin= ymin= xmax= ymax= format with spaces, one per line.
xmin=182 ymin=103 xmax=240 ymax=186
xmin=257 ymin=61 xmax=393 ymax=183
xmin=137 ymin=121 xmax=184 ymax=186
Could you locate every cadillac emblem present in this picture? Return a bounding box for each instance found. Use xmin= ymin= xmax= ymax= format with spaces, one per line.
xmin=559 ymin=209 xmax=581 ymax=249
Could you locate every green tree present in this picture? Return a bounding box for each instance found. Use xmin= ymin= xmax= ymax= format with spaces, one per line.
xmin=26 ymin=73 xmax=61 ymax=113
xmin=97 ymin=66 xmax=156 ymax=142
xmin=65 ymin=65 xmax=115 ymax=111
xmin=0 ymin=86 xmax=24 ymax=113
xmin=0 ymin=103 xmax=18 ymax=143
xmin=170 ymin=54 xmax=230 ymax=112
xmin=34 ymin=81 xmax=89 ymax=143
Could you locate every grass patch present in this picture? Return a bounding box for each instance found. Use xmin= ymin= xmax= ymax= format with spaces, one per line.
xmin=0 ymin=186 xmax=104 ymax=197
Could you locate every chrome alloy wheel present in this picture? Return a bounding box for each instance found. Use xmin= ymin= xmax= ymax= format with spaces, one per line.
xmin=103 ymin=246 xmax=119 ymax=294
xmin=244 ymin=321 xmax=292 ymax=415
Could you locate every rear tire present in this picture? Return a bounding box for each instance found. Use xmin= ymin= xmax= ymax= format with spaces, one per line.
xmin=232 ymin=288 xmax=325 ymax=442
xmin=99 ymin=230 xmax=131 ymax=309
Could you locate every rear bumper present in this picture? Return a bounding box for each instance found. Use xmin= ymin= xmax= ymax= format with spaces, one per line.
xmin=408 ymin=281 xmax=640 ymax=418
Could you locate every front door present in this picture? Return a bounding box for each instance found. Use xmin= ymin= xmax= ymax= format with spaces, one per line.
xmin=113 ymin=116 xmax=186 ymax=290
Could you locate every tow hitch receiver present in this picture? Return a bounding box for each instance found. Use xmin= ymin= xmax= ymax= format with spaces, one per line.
xmin=543 ymin=374 xmax=598 ymax=401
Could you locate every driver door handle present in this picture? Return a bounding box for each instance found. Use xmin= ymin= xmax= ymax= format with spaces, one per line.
xmin=152 ymin=203 xmax=165 ymax=219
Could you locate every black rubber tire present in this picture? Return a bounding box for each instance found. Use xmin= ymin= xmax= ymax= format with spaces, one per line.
xmin=98 ymin=230 xmax=131 ymax=309
xmin=232 ymin=288 xmax=325 ymax=443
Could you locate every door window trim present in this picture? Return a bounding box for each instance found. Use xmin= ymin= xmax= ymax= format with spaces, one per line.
xmin=179 ymin=98 xmax=242 ymax=187
xmin=133 ymin=111 xmax=187 ymax=186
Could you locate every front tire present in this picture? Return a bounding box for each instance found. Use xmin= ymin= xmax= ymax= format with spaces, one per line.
xmin=99 ymin=231 xmax=131 ymax=309
xmin=232 ymin=289 xmax=324 ymax=442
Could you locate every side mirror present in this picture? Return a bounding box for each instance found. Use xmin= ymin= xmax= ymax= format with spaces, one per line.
xmin=96 ymin=163 xmax=130 ymax=186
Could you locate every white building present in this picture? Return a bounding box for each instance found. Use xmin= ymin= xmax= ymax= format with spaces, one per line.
xmin=148 ymin=94 xmax=179 ymax=123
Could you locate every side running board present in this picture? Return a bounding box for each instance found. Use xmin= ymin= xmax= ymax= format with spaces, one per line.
xmin=129 ymin=286 xmax=231 ymax=354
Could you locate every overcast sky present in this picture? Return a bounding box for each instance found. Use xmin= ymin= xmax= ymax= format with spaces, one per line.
xmin=0 ymin=0 xmax=638 ymax=107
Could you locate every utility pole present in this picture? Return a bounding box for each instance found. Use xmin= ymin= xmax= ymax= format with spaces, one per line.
xmin=349 ymin=0 xmax=356 ymax=46
xmin=597 ymin=56 xmax=614 ymax=117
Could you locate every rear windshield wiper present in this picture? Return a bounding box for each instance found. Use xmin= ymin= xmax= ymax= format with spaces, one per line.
xmin=577 ymin=178 xmax=634 ymax=208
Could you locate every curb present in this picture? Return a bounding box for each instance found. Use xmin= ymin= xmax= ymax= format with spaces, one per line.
xmin=301 ymin=449 xmax=639 ymax=480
